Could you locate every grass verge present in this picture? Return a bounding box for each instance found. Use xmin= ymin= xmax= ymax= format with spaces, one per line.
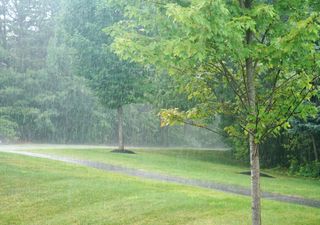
xmin=20 ymin=148 xmax=320 ymax=200
xmin=1 ymin=152 xmax=320 ymax=225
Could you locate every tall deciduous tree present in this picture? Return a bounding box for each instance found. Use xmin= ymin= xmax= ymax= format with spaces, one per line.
xmin=60 ymin=0 xmax=147 ymax=151
xmin=107 ymin=0 xmax=320 ymax=224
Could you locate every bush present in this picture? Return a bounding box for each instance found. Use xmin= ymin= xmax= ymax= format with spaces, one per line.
xmin=0 ymin=118 xmax=18 ymax=143
xmin=293 ymin=161 xmax=320 ymax=178
xmin=289 ymin=159 xmax=300 ymax=175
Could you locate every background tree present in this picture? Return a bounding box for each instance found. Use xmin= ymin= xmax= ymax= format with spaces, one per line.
xmin=0 ymin=0 xmax=58 ymax=72
xmin=60 ymin=0 xmax=148 ymax=152
xmin=107 ymin=0 xmax=320 ymax=224
xmin=289 ymin=117 xmax=320 ymax=162
xmin=0 ymin=0 xmax=112 ymax=144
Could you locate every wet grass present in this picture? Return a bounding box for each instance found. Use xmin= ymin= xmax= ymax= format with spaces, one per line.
xmin=27 ymin=148 xmax=320 ymax=200
xmin=1 ymin=152 xmax=320 ymax=225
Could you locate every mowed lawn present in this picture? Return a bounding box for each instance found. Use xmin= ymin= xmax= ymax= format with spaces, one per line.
xmin=27 ymin=148 xmax=320 ymax=200
xmin=0 ymin=152 xmax=320 ymax=225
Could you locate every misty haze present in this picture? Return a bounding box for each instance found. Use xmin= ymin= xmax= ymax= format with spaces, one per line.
xmin=0 ymin=1 xmax=319 ymax=225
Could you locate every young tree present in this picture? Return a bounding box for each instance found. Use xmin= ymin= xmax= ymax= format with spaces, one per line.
xmin=107 ymin=0 xmax=320 ymax=224
xmin=60 ymin=0 xmax=147 ymax=151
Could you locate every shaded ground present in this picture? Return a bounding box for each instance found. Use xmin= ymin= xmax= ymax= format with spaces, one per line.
xmin=111 ymin=149 xmax=136 ymax=154
xmin=239 ymin=171 xmax=275 ymax=178
xmin=1 ymin=149 xmax=320 ymax=208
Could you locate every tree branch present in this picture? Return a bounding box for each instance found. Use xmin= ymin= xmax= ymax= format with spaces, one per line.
xmin=260 ymin=75 xmax=320 ymax=141
xmin=219 ymin=61 xmax=249 ymax=112
xmin=182 ymin=120 xmax=228 ymax=137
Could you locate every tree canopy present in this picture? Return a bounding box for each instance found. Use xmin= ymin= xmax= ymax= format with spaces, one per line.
xmin=60 ymin=0 xmax=148 ymax=110
xmin=106 ymin=1 xmax=320 ymax=224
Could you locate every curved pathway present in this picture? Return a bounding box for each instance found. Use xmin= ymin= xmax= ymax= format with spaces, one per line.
xmin=1 ymin=150 xmax=320 ymax=208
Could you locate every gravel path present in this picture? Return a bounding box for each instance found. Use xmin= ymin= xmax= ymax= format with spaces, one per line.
xmin=1 ymin=150 xmax=320 ymax=208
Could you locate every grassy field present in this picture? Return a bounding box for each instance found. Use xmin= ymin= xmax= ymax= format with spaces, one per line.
xmin=27 ymin=148 xmax=320 ymax=200
xmin=1 ymin=152 xmax=320 ymax=225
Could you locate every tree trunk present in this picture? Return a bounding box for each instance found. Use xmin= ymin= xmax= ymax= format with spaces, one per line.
xmin=250 ymin=136 xmax=261 ymax=225
xmin=247 ymin=62 xmax=261 ymax=225
xmin=311 ymin=134 xmax=318 ymax=161
xmin=244 ymin=0 xmax=261 ymax=222
xmin=117 ymin=106 xmax=124 ymax=151
xmin=246 ymin=34 xmax=261 ymax=225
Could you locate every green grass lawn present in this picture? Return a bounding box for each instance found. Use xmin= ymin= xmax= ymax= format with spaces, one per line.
xmin=27 ymin=148 xmax=320 ymax=200
xmin=1 ymin=152 xmax=320 ymax=225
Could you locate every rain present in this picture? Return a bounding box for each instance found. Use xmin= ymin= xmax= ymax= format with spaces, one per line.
xmin=0 ymin=1 xmax=320 ymax=225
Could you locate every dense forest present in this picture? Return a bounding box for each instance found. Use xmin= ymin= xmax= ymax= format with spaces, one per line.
xmin=0 ymin=0 xmax=222 ymax=148
xmin=0 ymin=0 xmax=319 ymax=179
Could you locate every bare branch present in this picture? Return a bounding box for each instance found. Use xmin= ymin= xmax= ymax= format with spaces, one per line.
xmin=260 ymin=22 xmax=273 ymax=44
xmin=182 ymin=120 xmax=228 ymax=137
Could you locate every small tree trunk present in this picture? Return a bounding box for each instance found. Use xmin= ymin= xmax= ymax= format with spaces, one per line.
xmin=117 ymin=106 xmax=124 ymax=151
xmin=311 ymin=134 xmax=318 ymax=161
xmin=244 ymin=0 xmax=261 ymax=219
xmin=250 ymin=136 xmax=261 ymax=225
xmin=246 ymin=35 xmax=261 ymax=225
